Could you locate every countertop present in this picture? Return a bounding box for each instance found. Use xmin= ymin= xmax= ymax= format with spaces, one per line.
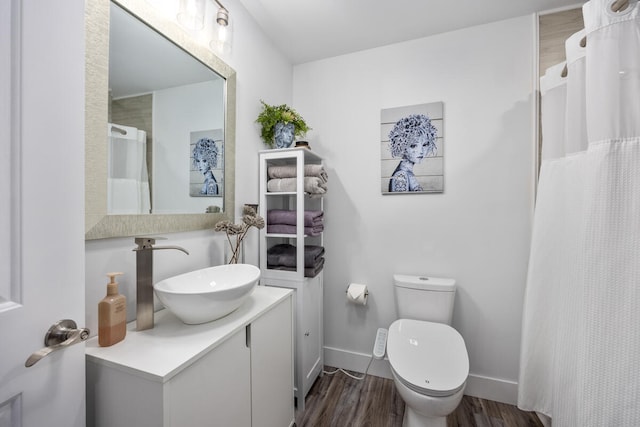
xmin=85 ymin=285 xmax=292 ymax=383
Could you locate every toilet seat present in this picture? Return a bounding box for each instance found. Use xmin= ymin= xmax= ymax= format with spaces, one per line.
xmin=387 ymin=319 xmax=469 ymax=398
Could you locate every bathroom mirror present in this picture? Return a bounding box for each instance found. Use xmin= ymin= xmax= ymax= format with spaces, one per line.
xmin=85 ymin=0 xmax=236 ymax=239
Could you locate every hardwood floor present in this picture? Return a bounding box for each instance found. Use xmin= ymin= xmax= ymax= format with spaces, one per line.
xmin=295 ymin=367 xmax=544 ymax=427
xmin=447 ymin=396 xmax=545 ymax=427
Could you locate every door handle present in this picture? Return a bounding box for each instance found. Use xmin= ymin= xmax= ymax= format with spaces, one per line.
xmin=25 ymin=319 xmax=90 ymax=367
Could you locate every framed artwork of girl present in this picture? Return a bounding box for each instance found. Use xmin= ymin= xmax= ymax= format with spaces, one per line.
xmin=189 ymin=129 xmax=224 ymax=198
xmin=381 ymin=102 xmax=444 ymax=194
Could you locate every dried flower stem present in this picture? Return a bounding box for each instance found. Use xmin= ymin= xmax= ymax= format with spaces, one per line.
xmin=215 ymin=207 xmax=265 ymax=264
xmin=229 ymin=228 xmax=248 ymax=263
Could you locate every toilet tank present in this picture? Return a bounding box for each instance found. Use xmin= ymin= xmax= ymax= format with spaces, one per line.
xmin=393 ymin=275 xmax=456 ymax=325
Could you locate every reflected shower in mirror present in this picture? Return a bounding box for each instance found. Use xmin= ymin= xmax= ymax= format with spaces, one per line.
xmin=108 ymin=123 xmax=151 ymax=214
xmin=109 ymin=3 xmax=225 ymax=215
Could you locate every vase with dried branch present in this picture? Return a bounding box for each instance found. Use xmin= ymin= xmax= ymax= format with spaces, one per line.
xmin=214 ymin=205 xmax=265 ymax=264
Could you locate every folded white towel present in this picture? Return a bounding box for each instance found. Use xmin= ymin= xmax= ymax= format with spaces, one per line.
xmin=267 ymin=164 xmax=328 ymax=183
xmin=267 ymin=177 xmax=327 ymax=194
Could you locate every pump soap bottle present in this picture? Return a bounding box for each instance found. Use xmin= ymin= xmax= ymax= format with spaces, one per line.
xmin=99 ymin=272 xmax=127 ymax=347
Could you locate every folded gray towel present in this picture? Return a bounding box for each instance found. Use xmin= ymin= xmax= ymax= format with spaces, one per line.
xmin=266 ymin=244 xmax=325 ymax=268
xmin=268 ymin=258 xmax=324 ymax=278
xmin=267 ymin=209 xmax=324 ymax=227
xmin=267 ymin=177 xmax=327 ymax=194
xmin=268 ymin=164 xmax=328 ymax=182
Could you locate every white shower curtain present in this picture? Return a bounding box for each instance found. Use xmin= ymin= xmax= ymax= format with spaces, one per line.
xmin=519 ymin=0 xmax=640 ymax=425
xmin=107 ymin=123 xmax=151 ymax=214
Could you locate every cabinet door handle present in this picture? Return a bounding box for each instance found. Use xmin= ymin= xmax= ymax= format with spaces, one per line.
xmin=25 ymin=319 xmax=90 ymax=367
xmin=246 ymin=324 xmax=251 ymax=348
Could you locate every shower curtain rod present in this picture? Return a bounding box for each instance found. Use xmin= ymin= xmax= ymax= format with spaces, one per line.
xmin=611 ymin=0 xmax=630 ymax=12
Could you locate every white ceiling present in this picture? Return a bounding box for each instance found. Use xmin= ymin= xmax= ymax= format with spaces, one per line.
xmin=237 ymin=0 xmax=584 ymax=64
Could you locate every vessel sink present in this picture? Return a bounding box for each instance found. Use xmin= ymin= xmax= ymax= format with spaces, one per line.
xmin=153 ymin=264 xmax=260 ymax=324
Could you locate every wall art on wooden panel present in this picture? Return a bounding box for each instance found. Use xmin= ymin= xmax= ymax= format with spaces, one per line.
xmin=190 ymin=128 xmax=224 ymax=197
xmin=381 ymin=102 xmax=444 ymax=194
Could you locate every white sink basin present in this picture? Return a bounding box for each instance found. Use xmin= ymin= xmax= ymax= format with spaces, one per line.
xmin=153 ymin=264 xmax=260 ymax=325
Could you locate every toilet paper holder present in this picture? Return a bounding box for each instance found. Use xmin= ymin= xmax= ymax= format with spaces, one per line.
xmin=345 ymin=287 xmax=369 ymax=296
xmin=346 ymin=283 xmax=369 ymax=305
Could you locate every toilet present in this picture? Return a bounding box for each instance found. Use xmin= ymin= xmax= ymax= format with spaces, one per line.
xmin=386 ymin=275 xmax=469 ymax=427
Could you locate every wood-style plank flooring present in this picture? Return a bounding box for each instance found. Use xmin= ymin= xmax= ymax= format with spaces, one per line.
xmin=295 ymin=367 xmax=544 ymax=427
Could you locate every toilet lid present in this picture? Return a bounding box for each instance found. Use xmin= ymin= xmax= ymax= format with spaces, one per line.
xmin=387 ymin=319 xmax=469 ymax=397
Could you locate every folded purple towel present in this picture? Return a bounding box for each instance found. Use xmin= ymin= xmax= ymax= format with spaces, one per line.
xmin=267 ymin=223 xmax=323 ymax=237
xmin=267 ymin=210 xmax=324 ymax=227
xmin=266 ymin=244 xmax=325 ymax=268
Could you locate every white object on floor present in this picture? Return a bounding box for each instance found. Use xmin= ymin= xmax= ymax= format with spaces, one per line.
xmin=386 ymin=275 xmax=469 ymax=427
xmin=373 ymin=327 xmax=388 ymax=359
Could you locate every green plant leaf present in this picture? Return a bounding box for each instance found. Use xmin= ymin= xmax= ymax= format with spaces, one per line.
xmin=255 ymin=100 xmax=311 ymax=147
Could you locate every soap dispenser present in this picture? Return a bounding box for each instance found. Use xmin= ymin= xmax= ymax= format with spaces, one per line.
xmin=99 ymin=272 xmax=127 ymax=347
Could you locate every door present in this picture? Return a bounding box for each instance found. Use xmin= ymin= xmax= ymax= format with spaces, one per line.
xmin=301 ymin=275 xmax=322 ymax=397
xmin=251 ymin=296 xmax=294 ymax=427
xmin=0 ymin=1 xmax=86 ymax=426
xmin=167 ymin=329 xmax=251 ymax=427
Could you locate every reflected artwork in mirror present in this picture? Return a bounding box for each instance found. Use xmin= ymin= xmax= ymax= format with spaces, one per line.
xmin=86 ymin=0 xmax=236 ymax=239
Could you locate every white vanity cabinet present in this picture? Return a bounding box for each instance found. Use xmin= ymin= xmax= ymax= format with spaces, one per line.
xmin=86 ymin=286 xmax=294 ymax=427
xmin=258 ymin=148 xmax=325 ymax=409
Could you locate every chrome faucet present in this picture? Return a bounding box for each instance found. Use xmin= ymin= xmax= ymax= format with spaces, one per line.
xmin=133 ymin=237 xmax=189 ymax=331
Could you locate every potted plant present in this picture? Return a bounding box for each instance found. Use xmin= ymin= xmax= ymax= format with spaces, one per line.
xmin=256 ymin=100 xmax=311 ymax=149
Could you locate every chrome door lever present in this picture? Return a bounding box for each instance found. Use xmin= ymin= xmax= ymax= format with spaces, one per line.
xmin=25 ymin=319 xmax=90 ymax=367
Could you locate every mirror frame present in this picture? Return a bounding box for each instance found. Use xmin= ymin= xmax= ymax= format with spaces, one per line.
xmin=85 ymin=0 xmax=236 ymax=239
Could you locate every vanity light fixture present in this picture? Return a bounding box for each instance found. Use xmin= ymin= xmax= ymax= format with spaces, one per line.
xmin=210 ymin=0 xmax=232 ymax=54
xmin=214 ymin=0 xmax=229 ymax=26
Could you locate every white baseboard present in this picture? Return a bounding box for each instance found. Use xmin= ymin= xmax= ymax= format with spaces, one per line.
xmin=536 ymin=412 xmax=552 ymax=427
xmin=324 ymin=346 xmax=392 ymax=379
xmin=464 ymin=374 xmax=518 ymax=406
xmin=323 ymin=346 xmax=518 ymax=405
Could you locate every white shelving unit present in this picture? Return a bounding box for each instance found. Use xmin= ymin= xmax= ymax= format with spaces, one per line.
xmin=258 ymin=148 xmax=324 ymax=410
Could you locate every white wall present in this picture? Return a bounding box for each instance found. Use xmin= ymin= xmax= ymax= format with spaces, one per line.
xmin=220 ymin=0 xmax=295 ymax=262
xmin=85 ymin=0 xmax=292 ymax=335
xmin=86 ymin=2 xmax=537 ymax=405
xmin=292 ymin=15 xmax=536 ymax=404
